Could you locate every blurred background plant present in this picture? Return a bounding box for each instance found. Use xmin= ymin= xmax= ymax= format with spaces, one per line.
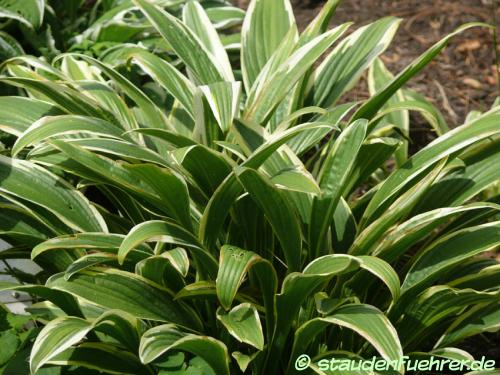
xmin=0 ymin=0 xmax=498 ymax=374
xmin=0 ymin=0 xmax=243 ymax=62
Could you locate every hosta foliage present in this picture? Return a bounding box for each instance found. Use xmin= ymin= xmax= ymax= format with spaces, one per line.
xmin=0 ymin=0 xmax=498 ymax=374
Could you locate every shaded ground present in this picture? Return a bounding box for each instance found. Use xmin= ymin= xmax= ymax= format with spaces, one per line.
xmin=237 ymin=0 xmax=500 ymax=128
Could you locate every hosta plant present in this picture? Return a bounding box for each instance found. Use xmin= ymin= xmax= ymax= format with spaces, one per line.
xmin=0 ymin=0 xmax=499 ymax=374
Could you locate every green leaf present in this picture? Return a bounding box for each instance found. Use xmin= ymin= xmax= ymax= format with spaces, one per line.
xmin=299 ymin=0 xmax=342 ymax=44
xmin=92 ymin=310 xmax=143 ymax=352
xmin=200 ymin=122 xmax=331 ymax=250
xmin=0 ymin=31 xmax=24 ymax=60
xmin=173 ymin=145 xmax=233 ymax=196
xmin=232 ymin=351 xmax=259 ymax=373
xmin=126 ymin=128 xmax=197 ymax=148
xmin=5 ymin=55 xmax=64 ymax=78
xmin=436 ymin=302 xmax=500 ymax=348
xmin=243 ymin=121 xmax=333 ymax=168
xmin=352 ymin=22 xmax=489 ymax=121
xmin=343 ymin=136 xmax=401 ymax=194
xmin=241 ymin=0 xmax=296 ymax=90
xmin=401 ymin=221 xmax=500 ymax=296
xmin=349 ymin=158 xmax=446 ymax=256
xmin=331 ymin=197 xmax=357 ymax=252
xmin=30 ymin=316 xmax=92 ymax=374
xmin=118 ymin=220 xmax=217 ymax=278
xmin=130 ymin=51 xmax=196 ymax=118
xmin=291 ymin=304 xmax=403 ymax=372
xmin=246 ymin=25 xmax=297 ymax=118
xmin=397 ymin=286 xmax=497 ymax=349
xmin=60 ymin=55 xmax=100 ymax=81
xmin=271 ymin=167 xmax=320 ymax=194
xmin=133 ymin=0 xmax=226 ymax=84
xmin=48 ymin=343 xmax=151 ymax=375
xmin=371 ymin=203 xmax=499 ymax=262
xmin=50 ymin=140 xmax=192 ymax=229
xmin=409 ymin=347 xmax=474 ymax=363
xmin=61 ymin=53 xmax=168 ymax=130
xmin=205 ymin=5 xmax=245 ymax=29
xmin=287 ymin=103 xmax=355 ymax=156
xmin=215 ymin=245 xmax=277 ymax=342
xmin=415 ymin=145 xmax=500 ymax=211
xmin=0 ymin=282 xmax=82 ymax=316
xmin=268 ymin=254 xmax=361 ymax=370
xmin=236 ymin=167 xmax=302 ymax=271
xmin=0 ymin=329 xmax=19 ymax=366
xmin=216 ymin=245 xmax=275 ymax=311
xmin=244 ymin=23 xmax=350 ymax=124
xmin=0 ymin=155 xmax=107 ymax=233
xmin=309 ymin=119 xmax=367 ymax=256
xmin=199 ymin=174 xmax=242 ymax=250
xmin=0 ymin=202 xmax=53 ymax=241
xmin=64 ymin=253 xmax=117 ymax=280
xmin=139 ymin=324 xmax=230 ymax=375
xmin=367 ymin=58 xmax=409 ymax=165
xmin=0 ymin=96 xmax=62 ymax=136
xmin=308 ymin=17 xmax=400 ymax=108
xmin=0 ymin=77 xmax=116 ymax=123
xmin=217 ymin=303 xmax=264 ymax=350
xmin=183 ymin=1 xmax=234 ymax=82
xmin=162 ymin=247 xmax=189 ymax=277
xmin=199 ymin=82 xmax=241 ymax=132
xmin=11 ymin=115 xmax=125 ymax=157
xmin=403 ymin=89 xmax=448 ymax=135
xmin=361 ymin=107 xmax=500 ymax=226
xmin=274 ymin=106 xmax=328 ymax=131
xmin=64 ymin=80 xmax=140 ymax=135
xmin=448 ymin=264 xmax=500 ymax=290
xmin=135 ymin=251 xmax=186 ymax=291
xmin=31 ymin=310 xmax=143 ymax=374
xmin=32 ymin=233 xmax=152 ymax=261
xmin=47 ymin=268 xmax=201 ymax=329
xmin=0 ymin=0 xmax=44 ymax=28
xmin=357 ymin=256 xmax=400 ymax=302
xmin=29 ymin=138 xmax=167 ymax=167
xmin=175 ymin=281 xmax=217 ymax=301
